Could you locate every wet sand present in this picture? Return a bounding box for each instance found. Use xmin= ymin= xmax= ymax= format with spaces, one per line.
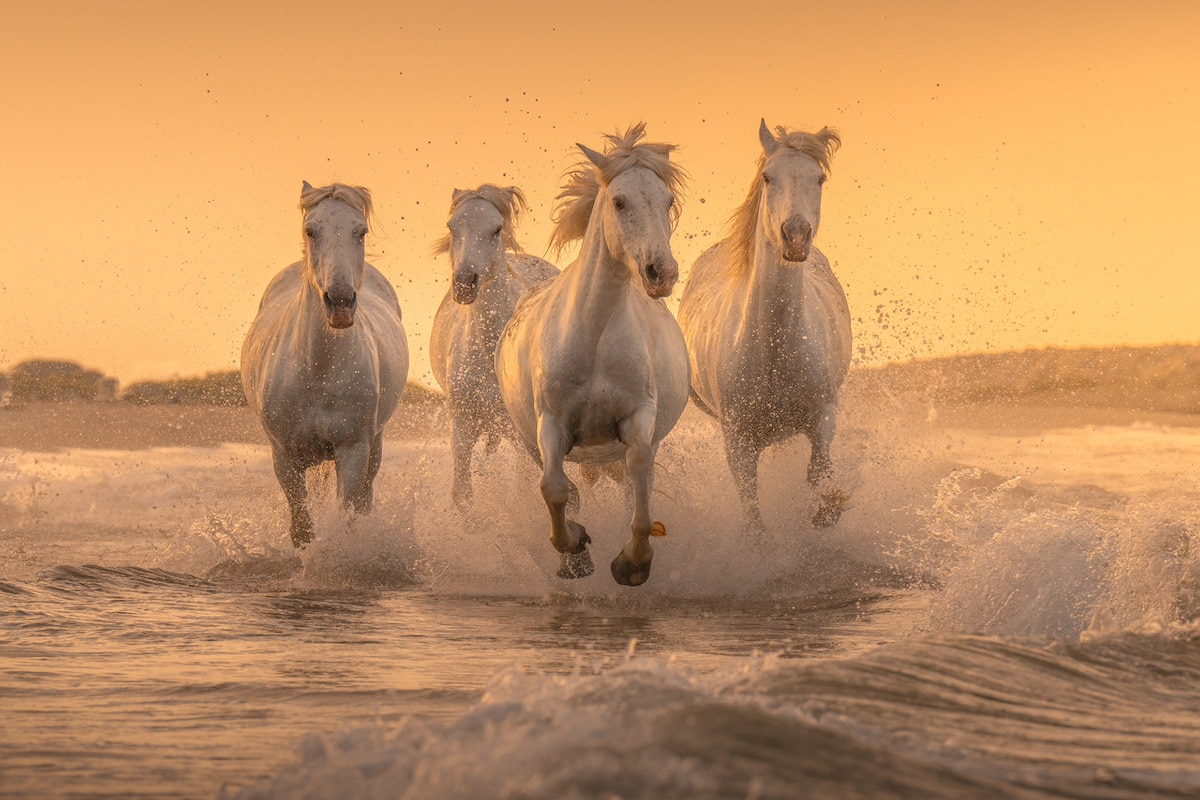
xmin=0 ymin=401 xmax=445 ymax=451
xmin=3 ymin=389 xmax=1198 ymax=455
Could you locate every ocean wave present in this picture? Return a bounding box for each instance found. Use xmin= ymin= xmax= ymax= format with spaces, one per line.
xmin=231 ymin=632 xmax=1200 ymax=800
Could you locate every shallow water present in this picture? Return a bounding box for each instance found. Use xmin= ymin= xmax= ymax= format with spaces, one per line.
xmin=3 ymin=401 xmax=1200 ymax=798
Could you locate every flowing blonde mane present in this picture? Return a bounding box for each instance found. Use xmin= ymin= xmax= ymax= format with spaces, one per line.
xmin=299 ymin=182 xmax=374 ymax=224
xmin=432 ymin=184 xmax=529 ymax=256
xmin=549 ymin=122 xmax=687 ymax=254
xmin=726 ymin=126 xmax=840 ymax=272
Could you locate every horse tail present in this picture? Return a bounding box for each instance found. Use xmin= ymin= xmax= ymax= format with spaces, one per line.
xmin=689 ymin=387 xmax=718 ymax=418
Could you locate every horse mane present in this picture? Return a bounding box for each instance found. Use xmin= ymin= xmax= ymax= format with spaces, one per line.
xmin=299 ymin=182 xmax=375 ymax=226
xmin=549 ymin=122 xmax=687 ymax=254
xmin=432 ymin=184 xmax=529 ymax=256
xmin=726 ymin=125 xmax=841 ymax=272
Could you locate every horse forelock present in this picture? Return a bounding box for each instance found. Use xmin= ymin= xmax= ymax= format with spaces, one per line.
xmin=433 ymin=184 xmax=528 ymax=256
xmin=726 ymin=126 xmax=840 ymax=272
xmin=549 ymin=122 xmax=687 ymax=254
xmin=299 ymin=183 xmax=374 ymax=227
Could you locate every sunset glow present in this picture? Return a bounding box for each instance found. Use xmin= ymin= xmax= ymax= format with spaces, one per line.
xmin=3 ymin=0 xmax=1197 ymax=382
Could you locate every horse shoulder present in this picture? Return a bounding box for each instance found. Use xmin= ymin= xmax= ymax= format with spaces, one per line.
xmin=682 ymin=241 xmax=736 ymax=301
xmin=253 ymin=261 xmax=304 ymax=314
xmin=362 ymin=263 xmax=403 ymax=319
xmin=801 ymin=247 xmax=853 ymax=380
xmin=429 ymin=290 xmax=461 ymax=392
xmin=510 ymin=253 xmax=560 ymax=287
xmin=504 ymin=274 xmax=557 ymax=339
xmin=242 ymin=262 xmax=303 ymax=397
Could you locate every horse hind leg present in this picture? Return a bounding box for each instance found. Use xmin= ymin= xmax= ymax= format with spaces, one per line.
xmin=334 ymin=438 xmax=374 ymax=516
xmin=723 ymin=423 xmax=766 ymax=536
xmin=538 ymin=418 xmax=593 ymax=579
xmin=450 ymin=415 xmax=482 ymax=510
xmin=523 ymin=431 xmax=581 ymax=514
xmin=806 ymin=403 xmax=847 ymax=528
xmin=272 ymin=450 xmax=313 ymax=548
xmin=355 ymin=431 xmax=384 ymax=514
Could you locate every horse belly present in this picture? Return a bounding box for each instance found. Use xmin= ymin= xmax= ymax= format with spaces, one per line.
xmin=565 ymin=441 xmax=627 ymax=464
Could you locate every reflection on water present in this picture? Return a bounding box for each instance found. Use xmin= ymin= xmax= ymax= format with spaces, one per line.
xmin=4 ymin=403 xmax=1200 ymax=797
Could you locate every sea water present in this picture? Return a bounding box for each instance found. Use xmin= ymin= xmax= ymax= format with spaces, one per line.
xmin=2 ymin=397 xmax=1200 ymax=799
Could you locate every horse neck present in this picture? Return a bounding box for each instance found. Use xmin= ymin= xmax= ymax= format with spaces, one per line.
xmin=742 ymin=223 xmax=806 ymax=332
xmin=561 ymin=213 xmax=632 ymax=331
xmin=465 ymin=257 xmax=522 ymax=342
xmin=295 ymin=267 xmax=354 ymax=375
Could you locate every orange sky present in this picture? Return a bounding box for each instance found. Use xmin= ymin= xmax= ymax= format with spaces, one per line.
xmin=2 ymin=0 xmax=1198 ymax=384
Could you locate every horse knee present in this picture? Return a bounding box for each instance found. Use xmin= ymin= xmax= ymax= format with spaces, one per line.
xmin=540 ymin=474 xmax=570 ymax=507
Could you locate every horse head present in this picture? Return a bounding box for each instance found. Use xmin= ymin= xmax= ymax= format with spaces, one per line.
xmin=300 ymin=181 xmax=372 ymax=329
xmin=438 ymin=185 xmax=527 ymax=304
xmin=756 ymin=119 xmax=839 ymax=263
xmin=578 ymin=139 xmax=681 ymax=299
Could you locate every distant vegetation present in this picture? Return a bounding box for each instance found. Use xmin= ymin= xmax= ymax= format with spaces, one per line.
xmin=2 ymin=360 xmax=119 ymax=402
xmin=850 ymin=343 xmax=1200 ymax=413
xmin=399 ymin=382 xmax=445 ymax=406
xmin=121 ymin=370 xmax=445 ymax=406
xmin=122 ymin=371 xmax=247 ymax=406
xmin=0 ymin=361 xmax=446 ymax=408
xmin=10 ymin=344 xmax=1198 ymax=413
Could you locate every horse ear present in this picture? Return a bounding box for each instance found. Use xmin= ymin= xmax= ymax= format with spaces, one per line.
xmin=758 ymin=119 xmax=780 ymax=155
xmin=451 ymin=188 xmax=470 ymax=204
xmin=301 ymin=180 xmax=313 ymax=194
xmin=577 ymin=143 xmax=606 ymax=167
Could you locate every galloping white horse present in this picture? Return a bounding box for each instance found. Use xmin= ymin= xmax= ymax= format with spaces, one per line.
xmin=495 ymin=124 xmax=690 ymax=586
xmin=429 ymin=184 xmax=559 ymax=508
xmin=678 ymin=120 xmax=851 ymax=532
xmin=241 ymin=182 xmax=409 ymax=547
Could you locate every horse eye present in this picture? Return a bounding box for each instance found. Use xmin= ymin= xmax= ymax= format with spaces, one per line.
xmin=304 ymin=227 xmax=317 ymax=239
xmin=613 ymin=197 xmax=626 ymax=211
xmin=491 ymin=227 xmax=502 ymax=238
xmin=818 ymin=175 xmax=827 ymax=186
xmin=762 ymin=175 xmax=771 ymax=186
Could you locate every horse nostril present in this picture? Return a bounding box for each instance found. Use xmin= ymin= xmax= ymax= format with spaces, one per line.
xmin=646 ymin=263 xmax=660 ymax=283
xmin=323 ymin=290 xmax=356 ymax=309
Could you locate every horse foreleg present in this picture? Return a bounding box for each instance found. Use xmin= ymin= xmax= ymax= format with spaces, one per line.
xmin=450 ymin=414 xmax=482 ymax=510
xmin=723 ymin=423 xmax=766 ymax=535
xmin=360 ymin=431 xmax=383 ymax=514
xmin=334 ymin=439 xmax=374 ymax=515
xmin=272 ymin=450 xmax=313 ymax=548
xmin=612 ymin=407 xmax=657 ymax=586
xmin=807 ymin=402 xmax=846 ymax=528
xmin=538 ymin=418 xmax=593 ymax=579
xmin=520 ymin=432 xmax=580 ymax=513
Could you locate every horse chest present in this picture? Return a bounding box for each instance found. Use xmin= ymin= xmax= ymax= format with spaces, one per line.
xmin=261 ymin=372 xmax=378 ymax=447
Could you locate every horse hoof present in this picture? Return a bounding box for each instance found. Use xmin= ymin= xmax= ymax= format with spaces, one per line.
xmin=610 ymin=552 xmax=652 ymax=587
xmin=812 ymin=488 xmax=849 ymax=528
xmin=557 ymin=527 xmax=594 ymax=579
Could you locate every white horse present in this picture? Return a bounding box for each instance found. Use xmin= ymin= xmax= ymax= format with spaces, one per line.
xmin=678 ymin=120 xmax=851 ymax=532
xmin=495 ymin=124 xmax=690 ymax=586
xmin=429 ymin=184 xmax=559 ymax=509
xmin=241 ymin=182 xmax=409 ymax=547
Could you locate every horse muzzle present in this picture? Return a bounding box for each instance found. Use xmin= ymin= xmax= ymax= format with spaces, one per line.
xmin=322 ymin=290 xmax=357 ymax=329
xmin=640 ymin=257 xmax=679 ymax=299
xmin=781 ymin=217 xmax=814 ymax=263
xmin=452 ymin=270 xmax=481 ymax=304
